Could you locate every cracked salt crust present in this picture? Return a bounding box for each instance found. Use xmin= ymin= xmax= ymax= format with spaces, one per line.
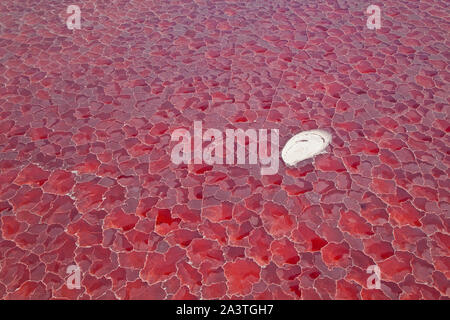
xmin=281 ymin=130 xmax=332 ymax=166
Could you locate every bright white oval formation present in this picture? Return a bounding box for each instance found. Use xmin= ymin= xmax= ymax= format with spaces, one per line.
xmin=281 ymin=129 xmax=332 ymax=166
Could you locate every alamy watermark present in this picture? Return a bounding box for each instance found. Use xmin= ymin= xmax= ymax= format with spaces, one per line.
xmin=366 ymin=265 xmax=381 ymax=289
xmin=366 ymin=5 xmax=381 ymax=30
xmin=66 ymin=5 xmax=81 ymax=30
xmin=66 ymin=264 xmax=81 ymax=289
xmin=170 ymin=121 xmax=279 ymax=175
xmin=64 ymin=5 xmax=380 ymax=31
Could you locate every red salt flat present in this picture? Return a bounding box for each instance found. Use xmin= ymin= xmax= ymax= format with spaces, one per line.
xmin=0 ymin=0 xmax=448 ymax=301
xmin=223 ymin=258 xmax=260 ymax=296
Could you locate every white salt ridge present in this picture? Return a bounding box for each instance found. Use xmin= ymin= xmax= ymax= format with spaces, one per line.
xmin=281 ymin=129 xmax=332 ymax=166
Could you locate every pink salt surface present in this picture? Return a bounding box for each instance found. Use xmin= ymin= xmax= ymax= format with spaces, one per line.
xmin=0 ymin=0 xmax=449 ymax=300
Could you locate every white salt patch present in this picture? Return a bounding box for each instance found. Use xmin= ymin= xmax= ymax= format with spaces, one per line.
xmin=281 ymin=129 xmax=332 ymax=166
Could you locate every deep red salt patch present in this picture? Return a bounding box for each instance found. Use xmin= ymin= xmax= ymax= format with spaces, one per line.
xmin=122 ymin=280 xmax=166 ymax=300
xmin=199 ymin=262 xmax=227 ymax=286
xmin=227 ymin=221 xmax=253 ymax=245
xmin=0 ymin=170 xmax=18 ymax=193
xmin=72 ymin=126 xmax=96 ymax=145
xmin=378 ymin=252 xmax=414 ymax=282
xmin=342 ymin=155 xmax=361 ymax=172
xmin=321 ymin=189 xmax=346 ymax=204
xmin=433 ymin=119 xmax=450 ymax=132
xmin=172 ymin=204 xmax=201 ymax=223
xmin=321 ymin=242 xmax=351 ymax=268
xmin=101 ymin=185 xmax=126 ymax=211
xmin=67 ymin=219 xmax=103 ymax=247
xmin=372 ymin=164 xmax=395 ymax=179
xmin=223 ymin=258 xmax=260 ymax=296
xmin=325 ymin=82 xmax=345 ymax=98
xmin=172 ymin=285 xmax=198 ymax=300
xmin=198 ymin=220 xmax=228 ymax=245
xmin=346 ymin=266 xmax=372 ymax=289
xmin=118 ymin=251 xmax=147 ymax=269
xmin=261 ymin=201 xmax=296 ymax=238
xmin=244 ymin=193 xmax=264 ymax=212
xmin=355 ymin=61 xmax=376 ymax=73
xmin=28 ymin=127 xmax=51 ymax=141
xmin=283 ymin=181 xmax=313 ymax=195
xmin=370 ymin=178 xmax=396 ymax=194
xmin=82 ymin=274 xmax=112 ymax=298
xmin=383 ymin=187 xmax=413 ymax=206
xmin=339 ymin=210 xmax=374 ymax=237
xmin=136 ymin=197 xmax=159 ymax=218
xmin=361 ymin=288 xmax=390 ymax=300
xmin=410 ymin=185 xmax=438 ymax=202
xmin=315 ymin=154 xmax=347 ymax=172
xmin=11 ymin=281 xmax=51 ymax=299
xmin=166 ymin=229 xmax=201 ymax=248
xmin=177 ymin=260 xmax=202 ymax=294
xmin=350 ymin=138 xmax=379 ymax=155
xmin=104 ymin=208 xmax=139 ymax=231
xmin=432 ymin=256 xmax=450 ymax=278
xmin=123 ymin=230 xmax=150 ymax=251
xmin=201 ymin=282 xmax=227 ymax=299
xmin=292 ymin=222 xmax=328 ymax=252
xmin=186 ymin=239 xmax=225 ymax=268
xmin=14 ymin=164 xmax=50 ymax=187
xmin=431 ymin=233 xmax=450 ymax=256
xmin=42 ymin=170 xmax=75 ymax=195
xmin=140 ymin=247 xmax=185 ymax=284
xmin=270 ymin=238 xmax=300 ymax=266
xmin=1 ymin=215 xmax=24 ymax=239
xmin=387 ymin=202 xmax=424 ymax=227
xmin=10 ymin=186 xmax=42 ymax=211
xmin=415 ymin=75 xmax=435 ymax=88
xmin=72 ymin=182 xmax=107 ymax=213
xmin=202 ymin=201 xmax=233 ymax=222
xmin=154 ymin=209 xmax=181 ymax=235
xmin=189 ymin=163 xmax=214 ymax=175
xmin=71 ymin=154 xmax=101 ymax=174
xmin=39 ymin=195 xmax=73 ymax=225
xmin=393 ymin=226 xmax=427 ymax=252
xmin=261 ymin=174 xmax=283 ymax=186
xmin=363 ymin=238 xmax=395 ymax=262
xmin=0 ymin=120 xmax=15 ymax=135
xmin=205 ymin=171 xmax=228 ymax=184
xmin=336 ymin=279 xmax=361 ymax=299
xmin=247 ymin=227 xmax=273 ymax=266
xmin=232 ymin=203 xmax=259 ymax=223
xmin=285 ymin=163 xmax=315 ymax=178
